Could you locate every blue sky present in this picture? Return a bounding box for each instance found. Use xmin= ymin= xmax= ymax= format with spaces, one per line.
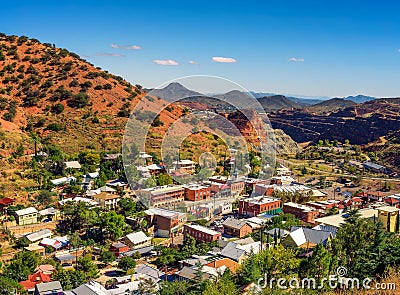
xmin=1 ymin=0 xmax=400 ymax=97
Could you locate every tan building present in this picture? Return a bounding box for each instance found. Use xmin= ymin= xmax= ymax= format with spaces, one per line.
xmin=14 ymin=207 xmax=38 ymax=225
xmin=378 ymin=206 xmax=400 ymax=232
xmin=175 ymin=160 xmax=196 ymax=174
xmin=92 ymin=192 xmax=121 ymax=210
xmin=136 ymin=185 xmax=185 ymax=208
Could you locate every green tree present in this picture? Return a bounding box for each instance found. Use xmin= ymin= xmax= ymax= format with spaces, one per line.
xmin=77 ymin=254 xmax=98 ymax=280
xmin=118 ymin=256 xmax=136 ymax=271
xmin=101 ymin=211 xmax=126 ymax=240
xmin=156 ymin=173 xmax=173 ymax=186
xmin=52 ymin=269 xmax=86 ymax=290
xmin=0 ymin=276 xmax=23 ymax=294
xmin=299 ymin=243 xmax=332 ymax=285
xmin=3 ymin=250 xmax=40 ymax=280
xmin=100 ymin=250 xmax=116 ymax=264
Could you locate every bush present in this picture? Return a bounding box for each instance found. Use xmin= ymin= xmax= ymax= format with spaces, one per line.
xmin=46 ymin=123 xmax=63 ymax=132
xmin=118 ymin=109 xmax=130 ymax=118
xmin=2 ymin=100 xmax=17 ymax=122
xmin=51 ymin=103 xmax=64 ymax=114
xmin=67 ymin=92 xmax=90 ymax=108
xmin=35 ymin=118 xmax=46 ymax=127
xmin=80 ymin=81 xmax=92 ymax=91
xmin=69 ymin=79 xmax=79 ymax=87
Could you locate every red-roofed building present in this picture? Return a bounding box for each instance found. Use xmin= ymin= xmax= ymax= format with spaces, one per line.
xmin=0 ymin=197 xmax=14 ymax=213
xmin=342 ymin=197 xmax=363 ymax=210
xmin=110 ymin=242 xmax=130 ymax=257
xmin=19 ymin=271 xmax=52 ymax=292
xmin=384 ymin=197 xmax=400 ymax=207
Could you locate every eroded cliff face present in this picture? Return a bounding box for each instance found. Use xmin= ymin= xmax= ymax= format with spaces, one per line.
xmin=268 ymin=99 xmax=400 ymax=144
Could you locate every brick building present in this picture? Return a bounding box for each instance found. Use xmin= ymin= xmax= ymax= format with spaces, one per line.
xmin=145 ymin=208 xmax=187 ymax=238
xmin=238 ymin=196 xmax=282 ymax=217
xmin=283 ymin=202 xmax=319 ymax=223
xmin=222 ymin=218 xmax=253 ymax=238
xmin=137 ymin=185 xmax=185 ymax=208
xmin=184 ymin=184 xmax=211 ymax=202
xmin=183 ymin=224 xmax=221 ymax=242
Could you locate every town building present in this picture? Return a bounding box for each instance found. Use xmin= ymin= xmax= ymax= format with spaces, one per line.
xmin=183 ymin=224 xmax=221 ymax=242
xmin=145 ymin=208 xmax=187 ymax=238
xmin=34 ymin=281 xmax=63 ymax=295
xmin=64 ymin=161 xmax=81 ymax=170
xmin=14 ymin=207 xmax=38 ymax=225
xmin=183 ymin=184 xmax=211 ymax=201
xmin=215 ymin=202 xmax=233 ymax=215
xmin=222 ymin=218 xmax=253 ymax=238
xmin=136 ymin=185 xmax=185 ymax=208
xmin=20 ymin=269 xmax=54 ymax=293
xmin=283 ymin=202 xmax=320 ymax=223
xmin=238 ymin=196 xmax=282 ymax=217
xmin=220 ymin=238 xmax=263 ymax=264
xmin=378 ymin=206 xmax=400 ymax=232
xmin=363 ymin=161 xmax=387 ymax=173
xmin=110 ymin=242 xmax=130 ymax=257
xmin=174 ymin=159 xmax=196 ymax=174
xmin=92 ymin=192 xmax=121 ymax=210
xmin=282 ymin=227 xmax=332 ymax=249
xmin=50 ymin=176 xmax=76 ymax=187
xmin=229 ymin=179 xmax=245 ymax=197
xmin=314 ymin=208 xmax=380 ymax=229
xmin=204 ymin=258 xmax=241 ymax=274
xmin=0 ymin=197 xmax=14 ymax=214
xmin=26 ymin=229 xmax=53 ymax=244
xmin=121 ymin=231 xmax=152 ymax=249
xmin=210 ymin=182 xmax=231 ymax=198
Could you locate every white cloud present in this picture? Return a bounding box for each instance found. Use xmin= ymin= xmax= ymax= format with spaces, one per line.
xmin=152 ymin=59 xmax=179 ymax=66
xmin=289 ymin=57 xmax=305 ymax=62
xmin=189 ymin=60 xmax=198 ymax=64
xmin=111 ymin=43 xmax=141 ymax=50
xmin=212 ymin=56 xmax=237 ymax=63
xmin=96 ymin=53 xmax=125 ymax=57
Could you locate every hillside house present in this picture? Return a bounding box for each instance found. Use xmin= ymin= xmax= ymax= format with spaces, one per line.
xmin=14 ymin=207 xmax=38 ymax=225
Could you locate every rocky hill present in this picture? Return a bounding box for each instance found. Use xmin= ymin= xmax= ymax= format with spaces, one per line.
xmin=257 ymin=95 xmax=301 ymax=111
xmin=304 ymin=98 xmax=357 ymax=113
xmin=0 ymin=33 xmax=185 ymax=156
xmin=145 ymin=82 xmax=202 ymax=101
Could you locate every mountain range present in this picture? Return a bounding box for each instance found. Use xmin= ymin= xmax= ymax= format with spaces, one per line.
xmin=148 ymin=82 xmax=379 ymax=112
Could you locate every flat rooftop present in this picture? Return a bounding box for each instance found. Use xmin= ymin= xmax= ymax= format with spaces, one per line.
xmin=284 ymin=202 xmax=315 ymax=212
xmin=242 ymin=196 xmax=280 ymax=205
xmin=185 ymin=224 xmax=220 ymax=236
xmin=315 ymin=208 xmax=379 ymax=228
xmin=145 ymin=208 xmax=186 ymax=219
